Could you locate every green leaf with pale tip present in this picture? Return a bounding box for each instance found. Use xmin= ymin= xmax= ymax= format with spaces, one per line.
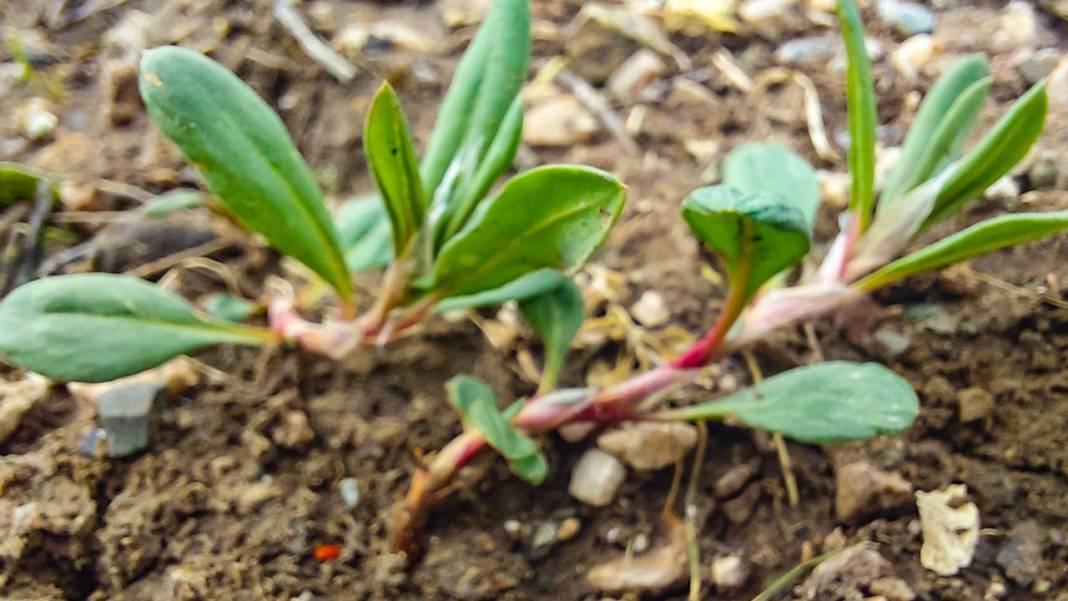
xmin=857 ymin=210 xmax=1068 ymax=291
xmin=334 ymin=194 xmax=394 ymax=274
xmin=924 ymin=81 xmax=1048 ymax=228
xmin=0 ymin=274 xmax=272 ymax=383
xmin=446 ymin=375 xmax=547 ymax=485
xmin=434 ymin=268 xmax=566 ymax=313
xmin=364 ymin=83 xmax=426 ymax=253
xmin=837 ymin=0 xmax=878 ymax=229
xmin=880 ymin=56 xmax=991 ymax=204
xmin=433 ymin=166 xmax=625 ymax=297
xmin=660 ymin=362 xmax=918 ymax=443
xmin=139 ymin=46 xmax=352 ymax=303
xmin=519 ymin=277 xmax=583 ymax=392
xmin=0 ymin=162 xmax=57 ymax=205
xmin=143 ymin=189 xmax=211 ymax=218
xmin=722 ymin=143 xmax=820 ymax=228
xmin=682 ymin=185 xmax=811 ymax=301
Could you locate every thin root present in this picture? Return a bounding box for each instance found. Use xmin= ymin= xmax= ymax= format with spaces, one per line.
xmin=744 ymin=350 xmax=800 ymax=508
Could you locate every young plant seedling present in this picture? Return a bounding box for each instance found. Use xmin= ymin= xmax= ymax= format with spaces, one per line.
xmin=0 ymin=0 xmax=624 ymax=384
xmin=389 ymin=0 xmax=1068 ymax=556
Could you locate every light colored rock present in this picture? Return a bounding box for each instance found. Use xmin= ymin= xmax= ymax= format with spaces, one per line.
xmin=1016 ymin=48 xmax=1062 ymax=85
xmin=819 ymin=170 xmax=850 ymax=208
xmin=587 ymin=521 xmax=687 ymax=594
xmin=876 ymin=0 xmax=934 ymax=36
xmin=801 ymin=546 xmax=893 ymax=599
xmin=271 ymin=410 xmax=315 ymax=449
xmin=338 ymin=478 xmax=360 ymax=508
xmin=523 ymin=94 xmax=599 ymax=146
xmin=558 ymin=517 xmax=581 ymax=541
xmin=1046 ymin=54 xmax=1068 ymax=108
xmin=712 ymin=556 xmax=749 ymax=591
xmin=714 ymin=458 xmax=761 ymax=498
xmin=995 ymin=1 xmax=1039 ymax=50
xmin=569 ymin=449 xmax=626 ymax=506
xmin=739 ymin=0 xmax=795 ymax=25
xmin=17 ymin=98 xmax=58 ymax=141
xmin=871 ymin=328 xmax=910 ymax=360
xmin=68 ymin=356 xmax=199 ymax=404
xmin=870 ymin=577 xmax=916 ymax=601
xmin=891 ymin=35 xmax=940 ymax=80
xmin=776 ymin=35 xmax=839 ymax=67
xmin=598 ymin=423 xmax=697 ymax=470
xmin=97 ymin=383 xmax=162 ymax=457
xmin=607 ymin=49 xmax=667 ymax=99
xmin=984 ymin=175 xmax=1020 ymax=202
xmin=630 ymin=290 xmax=670 ymax=327
xmin=957 ymin=387 xmax=994 ymax=423
xmin=916 ymin=484 xmax=980 ymax=575
xmin=835 ymin=461 xmax=913 ymax=523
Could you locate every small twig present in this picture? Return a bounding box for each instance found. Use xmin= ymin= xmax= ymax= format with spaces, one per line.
xmin=750 ymin=68 xmax=840 ymax=162
xmin=743 ymin=349 xmax=800 ymax=508
xmin=95 ymin=178 xmax=155 ymax=203
xmin=273 ymin=0 xmax=357 ymax=82
xmin=712 ymin=49 xmax=754 ymax=92
xmin=123 ymin=238 xmax=233 ymax=279
xmin=663 ymin=459 xmax=684 ymax=517
xmin=958 ymin=264 xmax=1068 ymax=310
xmin=685 ymin=421 xmax=709 ymax=601
xmin=553 ymin=65 xmax=640 ymax=155
xmin=803 ymin=322 xmax=825 ymax=362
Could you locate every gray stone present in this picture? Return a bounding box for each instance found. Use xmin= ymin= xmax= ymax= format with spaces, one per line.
xmin=877 ymin=0 xmax=935 ymax=36
xmin=338 ymin=477 xmax=360 ymax=508
xmin=872 ymin=328 xmax=911 ymax=360
xmin=1017 ymin=48 xmax=1062 ymax=85
xmin=996 ymin=520 xmax=1045 ymax=587
xmin=569 ymin=449 xmax=626 ymax=506
xmin=776 ymin=36 xmax=839 ymax=66
xmin=97 ymin=382 xmax=163 ymax=457
xmin=835 ymin=461 xmax=913 ymax=524
xmin=1028 ymin=158 xmax=1058 ymax=190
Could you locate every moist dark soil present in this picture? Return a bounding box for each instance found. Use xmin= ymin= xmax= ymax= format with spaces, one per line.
xmin=2 ymin=1 xmax=1068 ymax=600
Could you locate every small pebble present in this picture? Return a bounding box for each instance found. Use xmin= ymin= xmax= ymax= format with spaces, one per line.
xmin=871 ymin=577 xmax=916 ymax=601
xmin=597 ymin=422 xmax=696 ymax=471
xmin=835 ymin=461 xmax=913 ymax=524
xmin=876 ymin=0 xmax=934 ymax=36
xmin=775 ymin=36 xmax=839 ymax=67
xmin=1016 ymin=48 xmax=1061 ymax=85
xmin=995 ymin=1 xmax=1039 ymax=50
xmin=1028 ymin=158 xmax=1058 ymax=190
xmin=891 ymin=34 xmax=939 ymax=80
xmin=503 ymin=519 xmax=523 ymax=540
xmin=957 ymin=387 xmax=994 ymax=423
xmin=558 ymin=517 xmax=581 ymax=541
xmin=712 ymin=556 xmax=749 ymax=591
xmin=984 ymin=175 xmax=1020 ymax=202
xmin=97 ymin=383 xmax=163 ymax=457
xmin=630 ymin=290 xmax=670 ymax=327
xmin=871 ymin=328 xmax=911 ymax=360
xmin=531 ymin=522 xmax=558 ymax=558
xmin=17 ymin=97 xmax=57 ymax=141
xmin=338 ymin=477 xmax=360 ymax=508
xmin=632 ymin=533 xmax=650 ymax=554
xmin=569 ymin=449 xmax=627 ymax=507
xmin=606 ymin=49 xmax=666 ymax=99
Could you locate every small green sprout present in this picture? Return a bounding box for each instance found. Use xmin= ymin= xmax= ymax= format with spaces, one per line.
xmin=389 ymin=0 xmax=1067 ymax=554
xmin=0 ymin=0 xmax=623 ymax=384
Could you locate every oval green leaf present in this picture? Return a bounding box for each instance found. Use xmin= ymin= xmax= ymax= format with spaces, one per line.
xmin=660 ymin=362 xmax=918 ymax=443
xmin=857 ymin=210 xmax=1068 ymax=291
xmin=334 ymin=194 xmax=394 ymax=274
xmin=364 ymin=82 xmax=426 ymax=253
xmin=0 ymin=274 xmax=272 ymax=382
xmin=446 ymin=375 xmax=547 ymax=485
xmin=722 ymin=143 xmax=821 ymax=228
xmin=682 ymin=185 xmax=811 ymax=300
xmin=139 ymin=46 xmax=352 ymax=303
xmin=519 ymin=277 xmax=584 ymax=392
xmin=924 ymin=80 xmax=1048 ymax=228
xmin=0 ymin=162 xmax=57 ymax=205
xmin=143 ymin=188 xmax=212 ymax=218
xmin=432 ymin=166 xmax=625 ymax=297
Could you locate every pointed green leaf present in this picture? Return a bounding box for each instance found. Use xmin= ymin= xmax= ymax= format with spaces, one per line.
xmin=446 ymin=375 xmax=547 ymax=485
xmin=434 ymin=268 xmax=566 ymax=313
xmin=420 ymin=0 xmax=531 ymax=200
xmin=203 ymin=293 xmax=259 ymax=323
xmin=722 ymin=143 xmax=821 ymax=228
xmin=837 ymin=0 xmax=878 ymax=229
xmin=0 ymin=274 xmax=272 ymax=382
xmin=143 ymin=189 xmax=212 ymax=218
xmin=880 ymin=56 xmax=991 ymax=204
xmin=139 ymin=46 xmax=352 ymax=303
xmin=334 ymin=194 xmax=394 ymax=274
xmin=682 ymin=185 xmax=811 ymax=300
xmin=441 ymin=96 xmax=524 ymax=242
xmin=433 ymin=166 xmax=625 ymax=297
xmin=661 ymin=362 xmax=918 ymax=443
xmin=519 ymin=277 xmax=583 ymax=392
xmin=857 ymin=211 xmax=1068 ymax=290
xmin=364 ymin=83 xmax=426 ymax=253
xmin=0 ymin=162 xmax=56 ymax=205
xmin=924 ymin=81 xmax=1048 ymax=227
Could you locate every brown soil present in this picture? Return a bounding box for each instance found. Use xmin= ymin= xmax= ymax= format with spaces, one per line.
xmin=2 ymin=1 xmax=1068 ymax=600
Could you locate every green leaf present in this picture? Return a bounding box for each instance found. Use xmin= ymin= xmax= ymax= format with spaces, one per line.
xmin=0 ymin=274 xmax=272 ymax=382
xmin=837 ymin=0 xmax=878 ymax=229
xmin=519 ymin=277 xmax=583 ymax=392
xmin=446 ymin=375 xmax=547 ymax=485
xmin=661 ymin=362 xmax=918 ymax=443
xmin=857 ymin=211 xmax=1068 ymax=291
xmin=432 ymin=166 xmax=625 ymax=297
xmin=434 ymin=268 xmax=566 ymax=313
xmin=143 ymin=189 xmax=212 ymax=218
xmin=924 ymin=81 xmax=1048 ymax=228
xmin=203 ymin=293 xmax=259 ymax=323
xmin=682 ymin=185 xmax=811 ymax=301
xmin=364 ymin=83 xmax=427 ymax=253
xmin=334 ymin=194 xmax=394 ymax=274
xmin=722 ymin=143 xmax=821 ymax=228
xmin=420 ymin=0 xmax=531 ymax=200
xmin=0 ymin=162 xmax=56 ymax=205
xmin=139 ymin=46 xmax=352 ymax=303
xmin=879 ymin=56 xmax=991 ymax=204
xmin=441 ymin=96 xmax=524 ymax=242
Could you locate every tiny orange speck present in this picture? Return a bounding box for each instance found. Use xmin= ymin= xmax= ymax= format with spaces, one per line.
xmin=313 ymin=544 xmax=341 ymax=561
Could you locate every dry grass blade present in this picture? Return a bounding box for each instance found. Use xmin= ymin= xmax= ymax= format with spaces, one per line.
xmin=273 ymin=0 xmax=357 ymax=82
xmin=751 ymin=68 xmax=841 ymax=162
xmin=554 ymin=67 xmax=640 ymax=155
xmin=744 ymin=349 xmax=800 ymax=508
